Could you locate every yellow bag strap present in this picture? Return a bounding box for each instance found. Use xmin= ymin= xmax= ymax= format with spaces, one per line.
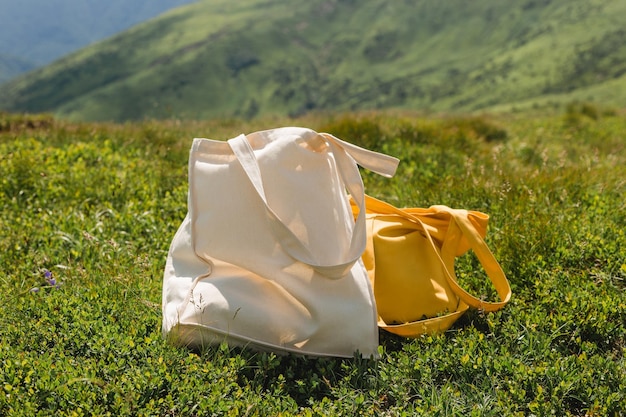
xmin=434 ymin=205 xmax=511 ymax=311
xmin=362 ymin=195 xmax=511 ymax=312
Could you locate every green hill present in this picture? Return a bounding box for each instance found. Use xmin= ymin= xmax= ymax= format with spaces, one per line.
xmin=1 ymin=0 xmax=625 ymax=121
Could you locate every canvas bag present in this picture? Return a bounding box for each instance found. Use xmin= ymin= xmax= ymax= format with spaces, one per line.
xmin=352 ymin=195 xmax=511 ymax=337
xmin=162 ymin=127 xmax=399 ymax=358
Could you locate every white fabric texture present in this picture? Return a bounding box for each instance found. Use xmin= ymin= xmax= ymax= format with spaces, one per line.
xmin=162 ymin=127 xmax=398 ymax=358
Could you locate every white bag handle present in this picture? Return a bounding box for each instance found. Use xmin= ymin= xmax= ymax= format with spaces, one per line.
xmin=228 ymin=132 xmax=398 ymax=278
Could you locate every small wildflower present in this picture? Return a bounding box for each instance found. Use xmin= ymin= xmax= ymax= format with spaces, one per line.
xmin=30 ymin=287 xmax=40 ymax=293
xmin=43 ymin=269 xmax=61 ymax=289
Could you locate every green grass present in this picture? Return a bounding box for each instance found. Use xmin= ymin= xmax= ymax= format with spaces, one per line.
xmin=1 ymin=107 xmax=625 ymax=415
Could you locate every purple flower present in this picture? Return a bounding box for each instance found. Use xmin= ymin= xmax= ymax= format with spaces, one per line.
xmin=43 ymin=269 xmax=61 ymax=289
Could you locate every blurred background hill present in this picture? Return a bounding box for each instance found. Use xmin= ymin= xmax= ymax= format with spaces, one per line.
xmin=0 ymin=0 xmax=196 ymax=83
xmin=1 ymin=0 xmax=625 ymax=121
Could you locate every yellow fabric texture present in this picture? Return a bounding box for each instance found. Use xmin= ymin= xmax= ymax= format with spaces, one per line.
xmin=353 ymin=195 xmax=512 ymax=338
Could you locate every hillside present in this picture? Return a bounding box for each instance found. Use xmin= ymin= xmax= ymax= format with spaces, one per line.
xmin=0 ymin=0 xmax=196 ymax=80
xmin=1 ymin=0 xmax=625 ymax=121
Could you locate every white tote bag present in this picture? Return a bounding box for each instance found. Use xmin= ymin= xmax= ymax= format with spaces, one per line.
xmin=162 ymin=127 xmax=398 ymax=358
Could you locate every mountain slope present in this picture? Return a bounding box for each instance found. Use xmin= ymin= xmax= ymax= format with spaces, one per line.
xmin=1 ymin=0 xmax=625 ymax=121
xmin=0 ymin=0 xmax=196 ymax=79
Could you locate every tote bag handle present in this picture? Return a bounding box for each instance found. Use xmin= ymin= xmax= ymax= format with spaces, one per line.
xmin=435 ymin=205 xmax=511 ymax=311
xmin=228 ymin=133 xmax=398 ymax=278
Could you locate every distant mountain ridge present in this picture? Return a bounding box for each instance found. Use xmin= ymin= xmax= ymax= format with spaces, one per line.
xmin=1 ymin=0 xmax=625 ymax=121
xmin=0 ymin=0 xmax=196 ymax=81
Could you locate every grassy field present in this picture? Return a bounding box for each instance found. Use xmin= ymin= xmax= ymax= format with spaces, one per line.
xmin=0 ymin=107 xmax=625 ymax=416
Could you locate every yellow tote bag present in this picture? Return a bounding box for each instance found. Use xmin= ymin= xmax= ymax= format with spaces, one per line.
xmin=353 ymin=195 xmax=511 ymax=337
